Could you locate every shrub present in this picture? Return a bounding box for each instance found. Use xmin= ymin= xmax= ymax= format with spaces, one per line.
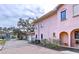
xmin=40 ymin=39 xmax=48 ymax=46
xmin=40 ymin=39 xmax=60 ymax=49
xmin=53 ymin=39 xmax=60 ymax=45
xmin=46 ymin=43 xmax=60 ymax=49
xmin=31 ymin=39 xmax=40 ymax=44
xmin=35 ymin=40 xmax=40 ymax=44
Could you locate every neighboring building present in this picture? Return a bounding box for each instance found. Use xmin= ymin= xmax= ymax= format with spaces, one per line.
xmin=33 ymin=4 xmax=79 ymax=47
xmin=0 ymin=31 xmax=10 ymax=40
xmin=27 ymin=32 xmax=35 ymax=42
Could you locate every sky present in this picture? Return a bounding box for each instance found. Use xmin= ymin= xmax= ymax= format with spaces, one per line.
xmin=0 ymin=0 xmax=58 ymax=28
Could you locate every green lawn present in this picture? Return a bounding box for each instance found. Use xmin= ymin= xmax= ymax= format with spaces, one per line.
xmin=0 ymin=39 xmax=6 ymax=45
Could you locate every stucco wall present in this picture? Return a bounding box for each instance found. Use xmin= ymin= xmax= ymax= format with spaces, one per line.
xmin=34 ymin=4 xmax=79 ymax=44
xmin=57 ymin=4 xmax=79 ymax=38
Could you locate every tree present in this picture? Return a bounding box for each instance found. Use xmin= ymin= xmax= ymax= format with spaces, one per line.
xmin=13 ymin=28 xmax=22 ymax=40
xmin=16 ymin=5 xmax=44 ymax=40
xmin=0 ymin=27 xmax=2 ymax=31
xmin=17 ymin=18 xmax=35 ymax=40
xmin=18 ymin=18 xmax=34 ymax=32
xmin=3 ymin=27 xmax=8 ymax=32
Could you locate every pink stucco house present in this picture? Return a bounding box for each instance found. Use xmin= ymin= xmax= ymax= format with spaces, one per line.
xmin=32 ymin=4 xmax=79 ymax=47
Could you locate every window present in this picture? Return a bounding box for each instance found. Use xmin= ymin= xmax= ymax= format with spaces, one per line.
xmin=61 ymin=10 xmax=66 ymax=21
xmin=73 ymin=4 xmax=79 ymax=16
xmin=53 ymin=32 xmax=56 ymax=37
xmin=40 ymin=24 xmax=43 ymax=28
xmin=36 ymin=34 xmax=37 ymax=38
xmin=41 ymin=34 xmax=43 ymax=39
xmin=75 ymin=31 xmax=79 ymax=39
xmin=34 ymin=25 xmax=37 ymax=30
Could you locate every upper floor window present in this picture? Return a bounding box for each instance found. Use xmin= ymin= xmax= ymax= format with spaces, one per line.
xmin=73 ymin=4 xmax=79 ymax=16
xmin=40 ymin=24 xmax=43 ymax=28
xmin=34 ymin=25 xmax=37 ymax=30
xmin=61 ymin=10 xmax=66 ymax=21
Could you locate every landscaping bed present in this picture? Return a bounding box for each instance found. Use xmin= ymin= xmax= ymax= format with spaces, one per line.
xmin=30 ymin=40 xmax=79 ymax=53
xmin=35 ymin=43 xmax=79 ymax=53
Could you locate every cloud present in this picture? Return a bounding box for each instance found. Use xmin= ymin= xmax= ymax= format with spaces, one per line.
xmin=0 ymin=4 xmax=44 ymax=27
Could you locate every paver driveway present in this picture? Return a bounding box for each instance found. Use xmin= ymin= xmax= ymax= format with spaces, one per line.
xmin=0 ymin=39 xmax=62 ymax=54
xmin=0 ymin=39 xmax=77 ymax=54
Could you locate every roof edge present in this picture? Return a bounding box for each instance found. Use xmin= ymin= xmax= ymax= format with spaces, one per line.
xmin=32 ymin=4 xmax=64 ymax=24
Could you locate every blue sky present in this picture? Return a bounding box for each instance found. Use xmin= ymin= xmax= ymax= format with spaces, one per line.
xmin=0 ymin=4 xmax=58 ymax=27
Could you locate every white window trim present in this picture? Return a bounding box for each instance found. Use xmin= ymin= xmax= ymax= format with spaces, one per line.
xmin=73 ymin=4 xmax=79 ymax=17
